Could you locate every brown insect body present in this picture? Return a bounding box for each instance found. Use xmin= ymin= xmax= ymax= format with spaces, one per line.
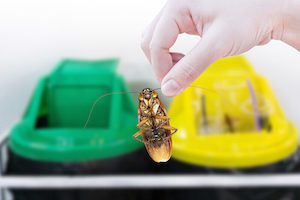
xmin=133 ymin=88 xmax=177 ymax=163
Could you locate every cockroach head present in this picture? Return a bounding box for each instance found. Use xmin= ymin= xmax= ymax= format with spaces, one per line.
xmin=139 ymin=88 xmax=158 ymax=100
xmin=143 ymin=88 xmax=157 ymax=99
xmin=142 ymin=88 xmax=153 ymax=99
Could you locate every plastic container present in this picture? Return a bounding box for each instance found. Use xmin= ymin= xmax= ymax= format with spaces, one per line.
xmin=6 ymin=59 xmax=156 ymax=200
xmin=9 ymin=59 xmax=144 ymax=161
xmin=167 ymin=55 xmax=299 ymax=200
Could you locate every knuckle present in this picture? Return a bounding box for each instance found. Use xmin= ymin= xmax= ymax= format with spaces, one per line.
xmin=149 ymin=41 xmax=160 ymax=54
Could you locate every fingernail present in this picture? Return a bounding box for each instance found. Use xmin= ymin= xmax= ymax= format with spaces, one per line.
xmin=162 ymin=79 xmax=182 ymax=97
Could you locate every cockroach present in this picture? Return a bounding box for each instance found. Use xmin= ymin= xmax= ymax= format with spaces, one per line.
xmin=132 ymin=88 xmax=177 ymax=163
xmin=84 ymin=88 xmax=177 ymax=163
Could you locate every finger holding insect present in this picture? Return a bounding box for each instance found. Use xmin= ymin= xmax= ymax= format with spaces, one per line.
xmin=141 ymin=6 xmax=165 ymax=63
xmin=149 ymin=0 xmax=199 ymax=84
xmin=149 ymin=15 xmax=180 ymax=83
xmin=161 ymin=22 xmax=231 ymax=97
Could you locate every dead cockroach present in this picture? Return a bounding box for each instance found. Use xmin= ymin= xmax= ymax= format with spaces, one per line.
xmin=132 ymin=88 xmax=177 ymax=163
xmin=84 ymin=88 xmax=177 ymax=163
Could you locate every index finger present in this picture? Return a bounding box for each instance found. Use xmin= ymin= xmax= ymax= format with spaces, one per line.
xmin=150 ymin=16 xmax=180 ymax=82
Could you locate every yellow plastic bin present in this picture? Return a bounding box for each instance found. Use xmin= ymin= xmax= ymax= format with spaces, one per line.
xmin=167 ymin=55 xmax=299 ymax=200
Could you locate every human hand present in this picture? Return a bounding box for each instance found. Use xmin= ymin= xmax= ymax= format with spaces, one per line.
xmin=141 ymin=0 xmax=299 ymax=97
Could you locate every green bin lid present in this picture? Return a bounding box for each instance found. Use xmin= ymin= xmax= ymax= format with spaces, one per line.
xmin=9 ymin=59 xmax=143 ymax=162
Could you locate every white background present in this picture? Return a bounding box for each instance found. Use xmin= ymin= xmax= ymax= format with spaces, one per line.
xmin=0 ymin=0 xmax=299 ymax=134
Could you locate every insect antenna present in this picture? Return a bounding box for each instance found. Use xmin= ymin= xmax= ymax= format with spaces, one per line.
xmin=153 ymin=85 xmax=217 ymax=94
xmin=189 ymin=85 xmax=218 ymax=94
xmin=84 ymin=91 xmax=139 ymax=128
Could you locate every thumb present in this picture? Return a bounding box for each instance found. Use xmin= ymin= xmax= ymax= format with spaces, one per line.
xmin=161 ymin=25 xmax=228 ymax=97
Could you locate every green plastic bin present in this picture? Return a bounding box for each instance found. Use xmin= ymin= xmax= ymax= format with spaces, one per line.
xmin=6 ymin=59 xmax=155 ymax=200
xmin=9 ymin=58 xmax=143 ymax=162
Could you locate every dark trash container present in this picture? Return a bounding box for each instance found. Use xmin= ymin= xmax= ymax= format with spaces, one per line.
xmin=161 ymin=150 xmax=300 ymax=200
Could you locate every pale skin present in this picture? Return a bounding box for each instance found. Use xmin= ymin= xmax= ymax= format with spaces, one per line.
xmin=141 ymin=0 xmax=300 ymax=97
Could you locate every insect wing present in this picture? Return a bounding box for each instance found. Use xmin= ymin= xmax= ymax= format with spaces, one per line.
xmin=156 ymin=97 xmax=169 ymax=119
xmin=138 ymin=100 xmax=142 ymax=122
xmin=142 ymin=129 xmax=172 ymax=163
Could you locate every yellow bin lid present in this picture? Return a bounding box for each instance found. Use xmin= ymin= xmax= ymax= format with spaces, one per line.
xmin=168 ymin=56 xmax=298 ymax=168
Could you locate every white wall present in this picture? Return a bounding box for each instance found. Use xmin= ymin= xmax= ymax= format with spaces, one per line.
xmin=0 ymin=0 xmax=299 ymax=134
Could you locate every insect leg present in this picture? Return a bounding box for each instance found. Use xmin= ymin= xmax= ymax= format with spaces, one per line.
xmin=160 ymin=126 xmax=178 ymax=141
xmin=132 ymin=130 xmax=145 ymax=143
xmin=155 ymin=116 xmax=170 ymax=120
xmin=136 ymin=118 xmax=151 ymax=129
xmin=161 ymin=126 xmax=178 ymax=135
xmin=155 ymin=116 xmax=170 ymax=128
